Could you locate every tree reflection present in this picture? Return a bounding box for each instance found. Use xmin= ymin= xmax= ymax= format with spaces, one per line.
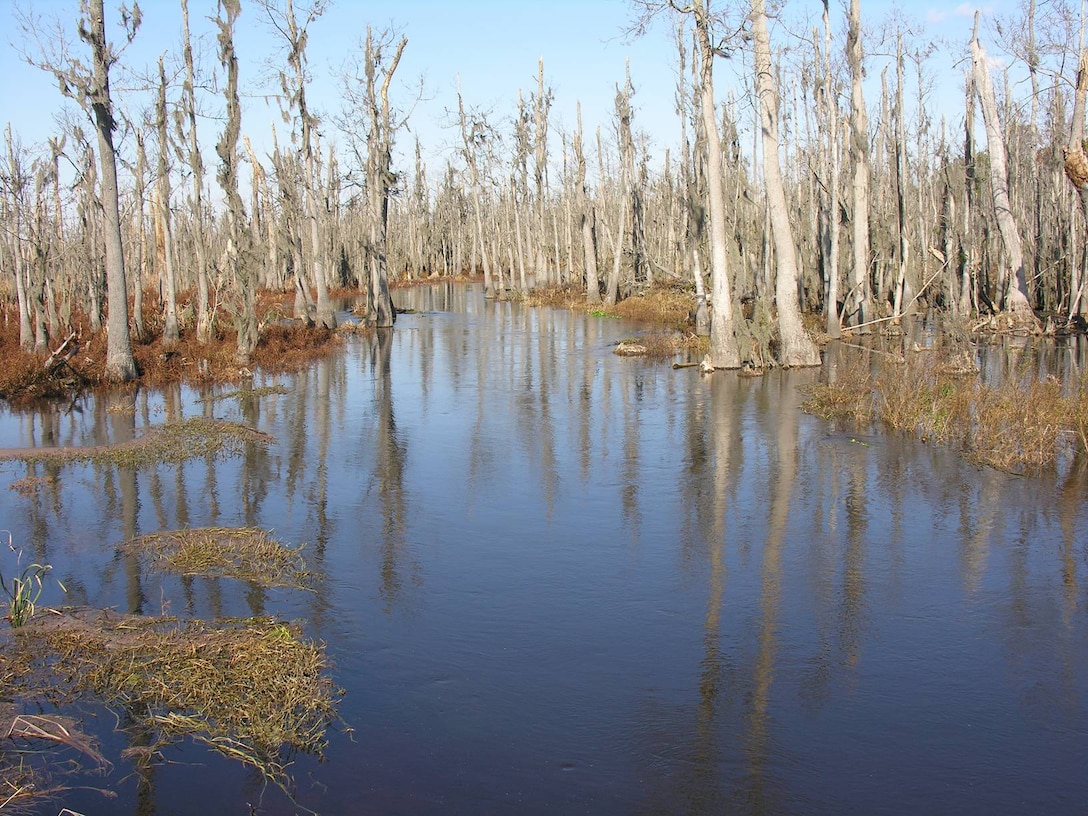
xmin=368 ymin=328 xmax=412 ymax=611
xmin=741 ymin=373 xmax=797 ymax=813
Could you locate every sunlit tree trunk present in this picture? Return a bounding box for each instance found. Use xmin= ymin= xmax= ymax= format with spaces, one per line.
xmin=84 ymin=0 xmax=138 ymax=381
xmin=362 ymin=27 xmax=407 ymax=328
xmin=180 ymin=0 xmax=212 ymax=343
xmin=750 ymin=0 xmax=820 ymax=366
xmin=971 ymin=13 xmax=1034 ymax=318
xmin=844 ymin=0 xmax=870 ymax=332
xmin=694 ymin=0 xmax=740 ymax=368
xmin=574 ymin=103 xmax=601 ymax=304
xmin=1062 ymin=43 xmax=1088 ymax=319
xmin=215 ymin=0 xmax=256 ymax=364
xmin=155 ymin=57 xmax=179 ymax=345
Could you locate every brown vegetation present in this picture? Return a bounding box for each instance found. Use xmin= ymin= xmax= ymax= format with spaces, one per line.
xmin=0 ymin=291 xmax=348 ymax=405
xmin=0 ymin=417 xmax=271 ymax=467
xmin=122 ymin=527 xmax=313 ymax=589
xmin=802 ymin=351 xmax=1088 ymax=474
xmin=528 ymin=284 xmax=708 ymax=358
xmin=3 ymin=609 xmax=338 ymax=795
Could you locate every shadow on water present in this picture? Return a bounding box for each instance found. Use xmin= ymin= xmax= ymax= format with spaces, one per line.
xmin=0 ymin=283 xmax=1085 ymax=814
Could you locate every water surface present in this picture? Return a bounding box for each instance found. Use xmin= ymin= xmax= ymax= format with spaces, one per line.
xmin=1 ymin=284 xmax=1085 ymax=815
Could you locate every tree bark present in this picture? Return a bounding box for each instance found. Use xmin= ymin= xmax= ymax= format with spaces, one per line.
xmin=971 ymin=13 xmax=1034 ymax=316
xmin=694 ymin=0 xmax=740 ymax=369
xmin=750 ymin=0 xmax=820 ymax=366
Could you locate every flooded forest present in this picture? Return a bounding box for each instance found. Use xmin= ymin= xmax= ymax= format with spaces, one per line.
xmin=1 ymin=0 xmax=1087 ymax=814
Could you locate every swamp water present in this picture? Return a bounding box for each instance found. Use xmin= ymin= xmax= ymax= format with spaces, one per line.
xmin=0 ymin=283 xmax=1086 ymax=815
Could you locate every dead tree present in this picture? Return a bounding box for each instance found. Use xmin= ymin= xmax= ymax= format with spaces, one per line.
xmin=260 ymin=0 xmax=336 ymax=329
xmin=215 ymin=0 xmax=257 ymax=363
xmin=750 ymin=0 xmax=820 ymax=366
xmin=971 ymin=12 xmax=1034 ymax=319
xmin=23 ymin=0 xmax=140 ymax=380
xmin=359 ymin=27 xmax=407 ymax=327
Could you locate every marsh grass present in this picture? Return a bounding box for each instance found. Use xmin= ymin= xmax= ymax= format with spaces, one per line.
xmin=9 ymin=609 xmax=340 ymax=795
xmin=803 ymin=352 xmax=1088 ymax=473
xmin=0 ymin=418 xmax=271 ymax=468
xmin=123 ymin=527 xmax=313 ymax=589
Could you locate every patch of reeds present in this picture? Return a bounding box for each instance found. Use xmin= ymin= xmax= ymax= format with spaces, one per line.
xmin=9 ymin=609 xmax=340 ymax=793
xmin=0 ymin=418 xmax=272 ymax=468
xmin=122 ymin=527 xmax=313 ymax=590
xmin=802 ymin=351 xmax=1088 ymax=474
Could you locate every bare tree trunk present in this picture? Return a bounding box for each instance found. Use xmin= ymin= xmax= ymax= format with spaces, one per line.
xmin=751 ymin=0 xmax=820 ymax=366
xmin=971 ymin=13 xmax=1034 ymax=317
xmin=361 ymin=27 xmax=407 ymax=329
xmin=4 ymin=127 xmax=34 ymax=351
xmin=458 ymin=88 xmax=494 ymax=298
xmin=131 ymin=130 xmax=146 ymax=343
xmin=844 ymin=0 xmax=870 ymax=332
xmin=85 ymin=0 xmax=137 ymax=381
xmin=694 ymin=0 xmax=740 ymax=368
xmin=821 ymin=1 xmax=841 ymax=339
xmin=575 ymin=103 xmax=600 ymax=304
xmin=155 ymin=57 xmax=179 ymax=344
xmin=892 ymin=32 xmax=913 ymax=319
xmin=215 ymin=0 xmax=256 ymax=364
xmin=1062 ymin=43 xmax=1088 ymax=319
xmin=961 ymin=70 xmax=976 ymax=316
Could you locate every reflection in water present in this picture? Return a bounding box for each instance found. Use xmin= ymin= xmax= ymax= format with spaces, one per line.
xmin=368 ymin=328 xmax=412 ymax=611
xmin=0 ymin=284 xmax=1085 ymax=815
xmin=743 ymin=375 xmax=797 ymax=813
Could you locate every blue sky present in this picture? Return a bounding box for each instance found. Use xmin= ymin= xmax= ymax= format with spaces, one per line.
xmin=1 ymin=0 xmax=1013 ymax=182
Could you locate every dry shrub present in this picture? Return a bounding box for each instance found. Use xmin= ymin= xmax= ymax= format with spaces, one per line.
xmin=800 ymin=357 xmax=874 ymax=423
xmin=874 ymin=356 xmax=972 ymax=444
xmin=523 ymin=286 xmax=584 ymax=310
xmin=123 ymin=527 xmax=312 ymax=589
xmin=526 ymin=283 xmax=698 ymax=330
xmin=11 ymin=609 xmax=339 ymax=792
xmin=609 ymin=286 xmax=696 ymax=328
xmin=0 ymin=291 xmax=346 ymax=403
xmin=250 ymin=323 xmax=340 ymax=373
xmin=802 ymin=350 xmax=1088 ymax=474
xmin=968 ymin=379 xmax=1070 ymax=472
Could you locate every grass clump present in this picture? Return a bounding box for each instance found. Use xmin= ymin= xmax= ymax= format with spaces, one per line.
xmin=802 ymin=351 xmax=1088 ymax=474
xmin=0 ymin=418 xmax=272 ymax=468
xmin=9 ymin=609 xmax=340 ymax=794
xmin=0 ymin=531 xmax=65 ymax=628
xmin=122 ymin=527 xmax=313 ymax=590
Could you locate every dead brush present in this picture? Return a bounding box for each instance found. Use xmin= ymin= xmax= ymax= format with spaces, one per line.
xmin=10 ymin=609 xmax=340 ymax=796
xmin=802 ymin=349 xmax=1088 ymax=474
xmin=874 ymin=357 xmax=972 ymax=445
xmin=800 ymin=357 xmax=874 ymax=422
xmin=967 ymin=379 xmax=1071 ymax=472
xmin=610 ymin=287 xmax=696 ymax=328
